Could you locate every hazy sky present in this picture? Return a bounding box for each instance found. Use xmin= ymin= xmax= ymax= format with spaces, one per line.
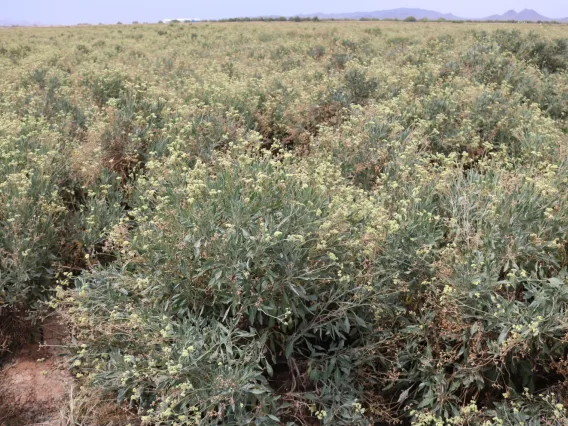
xmin=4 ymin=0 xmax=568 ymax=25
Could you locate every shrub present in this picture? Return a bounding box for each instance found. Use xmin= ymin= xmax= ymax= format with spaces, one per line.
xmin=309 ymin=45 xmax=326 ymax=59
xmin=363 ymin=27 xmax=382 ymax=36
xmin=85 ymin=72 xmax=127 ymax=108
xmin=61 ymin=139 xmax=390 ymax=424
xmin=342 ymin=68 xmax=379 ymax=104
xmin=0 ymin=123 xmax=66 ymax=312
xmin=328 ymin=52 xmax=351 ymax=70
xmin=3 ymin=19 xmax=568 ymax=426
xmin=476 ymin=30 xmax=568 ymax=73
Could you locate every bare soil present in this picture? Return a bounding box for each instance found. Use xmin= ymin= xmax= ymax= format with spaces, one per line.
xmin=0 ymin=318 xmax=72 ymax=426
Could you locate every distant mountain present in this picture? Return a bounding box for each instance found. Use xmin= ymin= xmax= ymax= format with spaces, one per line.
xmin=294 ymin=8 xmax=568 ymax=22
xmin=0 ymin=19 xmax=38 ymax=27
xmin=482 ymin=9 xmax=553 ymax=21
xmin=301 ymin=8 xmax=465 ymax=21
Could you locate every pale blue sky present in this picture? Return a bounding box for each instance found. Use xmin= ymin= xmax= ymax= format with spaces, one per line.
xmin=3 ymin=0 xmax=568 ymax=25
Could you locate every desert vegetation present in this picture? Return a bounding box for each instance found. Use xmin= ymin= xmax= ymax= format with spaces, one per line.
xmin=1 ymin=20 xmax=568 ymax=425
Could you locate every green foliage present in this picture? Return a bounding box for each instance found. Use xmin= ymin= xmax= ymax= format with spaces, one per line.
xmin=0 ymin=43 xmax=31 ymax=63
xmin=86 ymin=71 xmax=127 ymax=107
xmin=309 ymin=45 xmax=326 ymax=59
xmin=0 ymin=125 xmax=65 ymax=309
xmin=1 ymin=20 xmax=568 ymax=425
xmin=340 ymin=68 xmax=379 ymax=105
xmin=485 ymin=30 xmax=568 ymax=73
xmin=61 ymin=139 xmax=386 ymax=424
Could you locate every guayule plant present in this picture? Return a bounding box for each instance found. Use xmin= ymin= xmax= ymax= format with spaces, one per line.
xmin=2 ymin=19 xmax=568 ymax=425
xmin=0 ymin=119 xmax=66 ymax=309
xmin=60 ymin=137 xmax=389 ymax=424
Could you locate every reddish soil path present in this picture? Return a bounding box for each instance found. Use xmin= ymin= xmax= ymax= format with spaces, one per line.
xmin=0 ymin=319 xmax=72 ymax=426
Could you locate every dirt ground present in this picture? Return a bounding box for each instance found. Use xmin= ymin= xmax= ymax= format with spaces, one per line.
xmin=0 ymin=317 xmax=138 ymax=426
xmin=0 ymin=318 xmax=72 ymax=426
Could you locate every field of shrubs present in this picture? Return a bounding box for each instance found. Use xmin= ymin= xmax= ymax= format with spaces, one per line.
xmin=2 ymin=20 xmax=568 ymax=425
